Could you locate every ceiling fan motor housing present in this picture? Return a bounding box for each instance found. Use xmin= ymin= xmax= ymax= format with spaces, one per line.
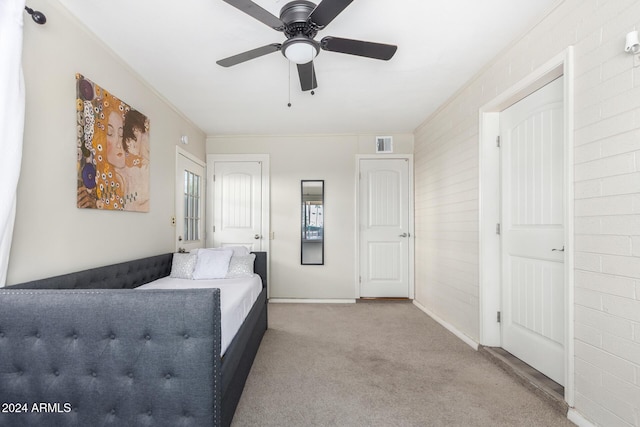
xmin=280 ymin=1 xmax=318 ymax=39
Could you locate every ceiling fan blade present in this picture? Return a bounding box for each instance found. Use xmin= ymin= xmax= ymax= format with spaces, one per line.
xmin=320 ymin=36 xmax=397 ymax=60
xmin=308 ymin=0 xmax=354 ymax=28
xmin=297 ymin=62 xmax=318 ymax=91
xmin=216 ymin=44 xmax=281 ymax=67
xmin=222 ymin=0 xmax=284 ymax=30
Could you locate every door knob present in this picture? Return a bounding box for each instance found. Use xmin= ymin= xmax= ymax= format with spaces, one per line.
xmin=399 ymin=233 xmax=408 ymax=238
xmin=254 ymin=234 xmax=261 ymax=240
xmin=178 ymin=236 xmax=183 ymax=241
xmin=552 ymin=246 xmax=565 ymax=252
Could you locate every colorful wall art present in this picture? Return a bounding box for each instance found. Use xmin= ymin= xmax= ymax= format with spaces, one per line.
xmin=76 ymin=74 xmax=150 ymax=212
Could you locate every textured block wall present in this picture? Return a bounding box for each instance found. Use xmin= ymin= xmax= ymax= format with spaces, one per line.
xmin=414 ymin=0 xmax=640 ymax=425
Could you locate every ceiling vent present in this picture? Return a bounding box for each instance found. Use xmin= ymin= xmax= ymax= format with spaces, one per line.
xmin=375 ymin=136 xmax=393 ymax=153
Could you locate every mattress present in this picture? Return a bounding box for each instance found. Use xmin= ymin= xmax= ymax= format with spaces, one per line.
xmin=136 ymin=274 xmax=262 ymax=356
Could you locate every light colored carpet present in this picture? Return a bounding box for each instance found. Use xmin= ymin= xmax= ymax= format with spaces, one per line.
xmin=232 ymin=302 xmax=573 ymax=426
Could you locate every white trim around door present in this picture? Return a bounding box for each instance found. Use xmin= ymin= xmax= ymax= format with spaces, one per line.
xmin=478 ymin=47 xmax=575 ymax=405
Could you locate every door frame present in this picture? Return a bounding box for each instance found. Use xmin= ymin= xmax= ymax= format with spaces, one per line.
xmin=478 ymin=47 xmax=575 ymax=404
xmin=206 ymin=153 xmax=270 ymax=255
xmin=175 ymin=147 xmax=206 ymax=252
xmin=355 ymin=154 xmax=415 ymax=299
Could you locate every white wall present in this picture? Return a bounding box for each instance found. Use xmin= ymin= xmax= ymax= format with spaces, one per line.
xmin=414 ymin=0 xmax=640 ymax=425
xmin=207 ymin=134 xmax=413 ymax=299
xmin=6 ymin=0 xmax=206 ymax=284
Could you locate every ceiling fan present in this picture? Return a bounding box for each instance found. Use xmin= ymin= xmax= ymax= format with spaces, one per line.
xmin=216 ymin=0 xmax=398 ymax=91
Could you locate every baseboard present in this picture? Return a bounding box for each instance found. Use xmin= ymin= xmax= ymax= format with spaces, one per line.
xmin=412 ymin=300 xmax=479 ymax=350
xmin=567 ymin=408 xmax=596 ymax=427
xmin=269 ymin=298 xmax=356 ymax=304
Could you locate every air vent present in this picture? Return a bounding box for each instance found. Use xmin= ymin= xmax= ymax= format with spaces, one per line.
xmin=375 ymin=136 xmax=393 ymax=153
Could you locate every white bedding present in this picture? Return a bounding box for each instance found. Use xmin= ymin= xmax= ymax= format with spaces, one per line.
xmin=136 ymin=274 xmax=262 ymax=356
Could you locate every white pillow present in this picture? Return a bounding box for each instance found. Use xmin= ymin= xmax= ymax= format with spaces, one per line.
xmin=226 ymin=254 xmax=256 ymax=278
xmin=170 ymin=253 xmax=197 ymax=279
xmin=191 ymin=246 xmax=250 ymax=256
xmin=222 ymin=245 xmax=251 ymax=256
xmin=192 ymin=249 xmax=234 ymax=280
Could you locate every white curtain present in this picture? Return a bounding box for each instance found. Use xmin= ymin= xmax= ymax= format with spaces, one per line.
xmin=0 ymin=0 xmax=26 ymax=286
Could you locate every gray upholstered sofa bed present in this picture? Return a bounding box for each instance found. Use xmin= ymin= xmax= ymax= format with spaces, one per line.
xmin=0 ymin=252 xmax=267 ymax=427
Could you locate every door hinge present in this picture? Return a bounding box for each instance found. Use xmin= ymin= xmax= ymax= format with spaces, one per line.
xmin=213 ymin=174 xmax=216 ymax=182
xmin=212 ymin=225 xmax=215 ymax=232
xmin=496 ymin=136 xmax=501 ymax=147
xmin=497 ymin=311 xmax=501 ymax=323
xmin=359 ymin=276 xmax=361 ymax=284
xmin=495 ymin=223 xmax=501 ymax=235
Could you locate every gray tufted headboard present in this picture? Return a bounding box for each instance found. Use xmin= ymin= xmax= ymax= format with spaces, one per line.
xmin=0 ymin=288 xmax=222 ymax=426
xmin=6 ymin=252 xmax=267 ymax=291
xmin=7 ymin=253 xmax=173 ymax=290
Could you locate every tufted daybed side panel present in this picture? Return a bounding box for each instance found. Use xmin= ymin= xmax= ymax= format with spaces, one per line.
xmin=0 ymin=289 xmax=221 ymax=427
xmin=7 ymin=253 xmax=173 ymax=290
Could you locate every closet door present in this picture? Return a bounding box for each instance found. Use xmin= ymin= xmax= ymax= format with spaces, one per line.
xmin=500 ymin=77 xmax=565 ymax=385
xmin=359 ymin=158 xmax=410 ymax=298
xmin=208 ymin=159 xmax=266 ymax=252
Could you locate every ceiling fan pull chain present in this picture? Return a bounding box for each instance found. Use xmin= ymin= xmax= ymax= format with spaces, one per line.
xmin=288 ymin=62 xmax=292 ymax=107
xmin=310 ymin=58 xmax=315 ymax=96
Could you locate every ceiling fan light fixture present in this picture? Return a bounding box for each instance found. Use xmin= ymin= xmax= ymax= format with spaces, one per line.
xmin=282 ymin=37 xmax=319 ymax=64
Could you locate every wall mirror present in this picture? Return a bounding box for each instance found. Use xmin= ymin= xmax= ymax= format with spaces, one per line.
xmin=301 ymin=180 xmax=324 ymax=265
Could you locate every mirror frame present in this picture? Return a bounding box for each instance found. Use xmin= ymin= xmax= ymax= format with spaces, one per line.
xmin=301 ymin=180 xmax=324 ymax=265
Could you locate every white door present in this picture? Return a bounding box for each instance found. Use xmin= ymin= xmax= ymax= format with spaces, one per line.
xmin=209 ymin=161 xmax=264 ymax=251
xmin=359 ymin=158 xmax=410 ymax=298
xmin=500 ymin=76 xmax=565 ymax=385
xmin=176 ymin=152 xmax=205 ymax=252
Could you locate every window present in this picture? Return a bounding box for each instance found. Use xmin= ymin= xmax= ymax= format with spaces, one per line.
xmin=183 ymin=170 xmax=201 ymax=242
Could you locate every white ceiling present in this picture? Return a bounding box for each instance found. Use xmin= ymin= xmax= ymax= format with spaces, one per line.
xmin=56 ymin=0 xmax=558 ymax=136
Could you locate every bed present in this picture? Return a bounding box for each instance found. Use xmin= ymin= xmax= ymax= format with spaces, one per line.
xmin=0 ymin=251 xmax=268 ymax=427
